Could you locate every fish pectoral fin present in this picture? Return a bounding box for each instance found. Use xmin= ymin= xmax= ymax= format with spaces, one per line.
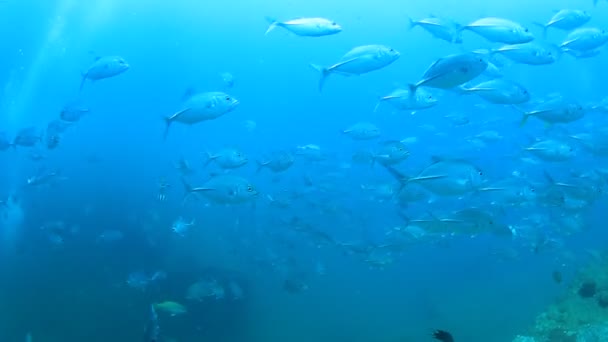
xmin=328 ymin=57 xmax=361 ymax=72
xmin=410 ymin=175 xmax=448 ymax=181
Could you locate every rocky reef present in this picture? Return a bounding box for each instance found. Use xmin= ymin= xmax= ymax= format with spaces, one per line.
xmin=513 ymin=252 xmax=608 ymax=342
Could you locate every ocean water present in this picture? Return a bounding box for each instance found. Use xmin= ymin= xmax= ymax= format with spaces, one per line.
xmin=0 ymin=0 xmax=607 ymax=341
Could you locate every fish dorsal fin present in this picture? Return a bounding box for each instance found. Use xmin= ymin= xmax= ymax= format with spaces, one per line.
xmin=181 ymin=87 xmax=199 ymax=102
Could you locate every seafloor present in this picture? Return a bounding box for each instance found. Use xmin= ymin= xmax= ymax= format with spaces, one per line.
xmin=513 ymin=251 xmax=608 ymax=342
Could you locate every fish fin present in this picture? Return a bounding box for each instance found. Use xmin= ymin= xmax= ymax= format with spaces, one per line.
xmin=406 ymin=17 xmax=416 ymax=30
xmin=180 ymin=177 xmax=193 ymax=204
xmin=163 ymin=116 xmax=173 ymax=141
xmin=181 ymin=87 xmax=197 ymax=102
xmin=407 ymin=83 xmax=418 ymax=96
xmin=264 ymin=16 xmax=280 ymax=35
xmin=532 ymin=22 xmax=548 ymax=39
xmin=379 ymin=164 xmax=408 ymax=188
xmin=310 ymin=64 xmax=330 ymax=91
xmin=255 ymin=160 xmax=267 ymax=173
xmin=373 ymin=101 xmax=382 ymax=113
xmin=203 ymin=151 xmax=215 ymax=167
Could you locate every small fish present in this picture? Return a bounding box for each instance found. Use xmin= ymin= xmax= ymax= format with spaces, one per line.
xmin=265 ymin=17 xmax=342 ymax=37
xmin=552 ymin=270 xmax=563 ymax=284
xmin=311 ymin=45 xmax=400 ymax=91
xmin=220 ymin=72 xmax=235 ymax=88
xmin=459 ymin=79 xmax=530 ymax=104
xmin=154 ymin=301 xmax=187 ymax=316
xmin=171 ymin=217 xmax=195 ymax=236
xmin=60 ymin=103 xmax=90 ymax=122
xmin=257 ymin=150 xmax=295 ymax=173
xmin=492 ymin=42 xmax=561 ymax=65
xmin=342 ymin=122 xmax=381 ymax=140
xmin=535 ymin=10 xmax=590 ymax=38
xmin=525 ymin=139 xmax=575 ymax=162
xmin=204 ymin=147 xmax=248 ymax=169
xmin=560 ymin=27 xmax=608 ymax=52
xmin=80 ymin=56 xmax=129 ymax=91
xmin=408 ymin=16 xmax=463 ymax=43
xmin=164 ymin=91 xmax=239 ymax=139
xmin=181 ymin=175 xmax=258 ymax=204
xmin=13 ymin=127 xmax=41 ymax=147
xmin=45 ymin=134 xmax=60 ymax=150
xmin=462 ymin=17 xmax=534 ymax=44
xmin=375 ymin=87 xmax=438 ymax=113
xmin=432 ymin=329 xmax=454 ymax=342
xmin=517 ymin=96 xmax=585 ymax=126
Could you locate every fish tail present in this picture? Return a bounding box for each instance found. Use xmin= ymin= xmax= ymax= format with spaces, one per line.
xmin=264 ymin=17 xmax=279 ymax=35
xmin=202 ymin=152 xmax=214 ymax=167
xmin=180 ymin=177 xmax=194 ymax=204
xmin=255 ymin=160 xmax=266 ymax=173
xmin=79 ymin=72 xmax=87 ymax=91
xmin=162 ymin=117 xmax=172 ymax=141
xmin=310 ymin=64 xmax=330 ymax=91
xmin=406 ymin=17 xmax=416 ymax=30
xmin=519 ymin=113 xmax=530 ymax=127
xmin=532 ymin=22 xmax=548 ymax=39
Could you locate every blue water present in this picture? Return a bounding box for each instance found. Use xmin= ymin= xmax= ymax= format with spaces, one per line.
xmin=1 ymin=0 xmax=607 ymax=341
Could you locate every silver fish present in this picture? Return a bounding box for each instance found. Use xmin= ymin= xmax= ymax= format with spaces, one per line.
xmin=80 ymin=56 xmax=129 ymax=91
xmin=311 ymin=45 xmax=400 ymax=91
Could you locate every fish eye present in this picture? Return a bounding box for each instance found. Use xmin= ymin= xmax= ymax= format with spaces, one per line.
xmin=427 ymin=95 xmax=432 ymax=99
xmin=225 ymin=96 xmax=231 ymax=101
xmin=525 ymin=28 xmax=529 ymax=32
xmin=247 ymin=185 xmax=254 ymax=191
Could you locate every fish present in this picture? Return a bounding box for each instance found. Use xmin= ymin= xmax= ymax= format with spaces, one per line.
xmin=220 ymin=72 xmax=235 ymax=88
xmin=171 ymin=217 xmax=195 ymax=236
xmin=186 ymin=278 xmax=225 ymax=301
xmin=408 ymin=16 xmax=463 ymax=43
xmin=181 ymin=175 xmax=258 ymax=204
xmin=265 ymin=17 xmax=342 ymax=37
xmin=153 ymin=301 xmax=187 ymax=316
xmin=372 ymin=140 xmax=410 ymax=166
xmin=342 ymin=122 xmax=381 ymax=140
xmin=257 ymin=150 xmax=295 ymax=173
xmin=534 ymin=10 xmax=591 ymax=38
xmin=409 ymin=52 xmax=488 ymax=93
xmin=311 ymin=45 xmax=400 ymax=90
xmin=80 ymin=56 xmax=129 ymax=91
xmin=552 ymin=270 xmax=563 ymax=284
xmin=375 ymin=87 xmax=438 ymax=113
xmin=295 ymin=144 xmax=327 ymax=161
xmin=432 ymin=329 xmax=454 ymax=342
xmin=13 ymin=127 xmax=41 ymax=147
xmin=517 ymin=96 xmax=586 ymax=126
xmin=560 ymin=27 xmax=608 ymax=52
xmin=204 ymin=147 xmax=248 ymax=169
xmin=164 ymin=91 xmax=239 ymax=139
xmin=383 ymin=157 xmax=485 ymax=196
xmin=525 ymin=139 xmax=575 ymax=162
xmin=491 ymin=42 xmax=561 ymax=65
xmin=461 ymin=17 xmax=534 ymax=44
xmin=459 ymin=79 xmax=530 ymax=104
xmin=60 ymin=103 xmax=90 ymax=122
